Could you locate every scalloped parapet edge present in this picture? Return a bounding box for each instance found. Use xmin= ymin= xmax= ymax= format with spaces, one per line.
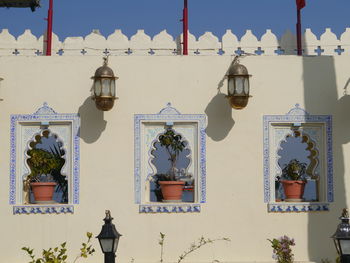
xmin=1 ymin=28 xmax=350 ymax=56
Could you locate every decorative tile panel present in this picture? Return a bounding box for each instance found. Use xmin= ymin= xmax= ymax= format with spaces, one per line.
xmin=10 ymin=102 xmax=80 ymax=209
xmin=263 ymin=104 xmax=333 ymax=211
xmin=268 ymin=202 xmax=329 ymax=213
xmin=134 ymin=103 xmax=206 ymax=213
xmin=139 ymin=204 xmax=201 ymax=213
xmin=13 ymin=205 xmax=74 ymax=215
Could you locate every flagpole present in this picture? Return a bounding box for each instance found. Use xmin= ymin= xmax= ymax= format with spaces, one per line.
xmin=296 ymin=7 xmax=302 ymax=56
xmin=183 ymin=0 xmax=188 ymax=55
xmin=45 ymin=0 xmax=53 ymax=56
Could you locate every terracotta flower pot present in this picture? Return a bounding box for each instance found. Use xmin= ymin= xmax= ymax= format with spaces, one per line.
xmin=281 ymin=180 xmax=306 ymax=202
xmin=30 ymin=182 xmax=57 ymax=203
xmin=159 ymin=181 xmax=185 ymax=202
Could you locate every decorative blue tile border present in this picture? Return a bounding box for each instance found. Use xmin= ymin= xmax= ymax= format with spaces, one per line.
xmin=10 ymin=102 xmax=80 ymax=207
xmin=134 ymin=103 xmax=206 ymax=212
xmin=263 ymin=104 xmax=333 ymax=205
xmin=268 ymin=202 xmax=330 ymax=213
xmin=139 ymin=204 xmax=201 ymax=213
xmin=13 ymin=205 xmax=74 ymax=215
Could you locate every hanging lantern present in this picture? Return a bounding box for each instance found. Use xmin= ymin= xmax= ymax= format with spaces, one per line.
xmin=0 ymin=0 xmax=40 ymax=11
xmin=92 ymin=57 xmax=118 ymax=111
xmin=226 ymin=62 xmax=251 ymax=110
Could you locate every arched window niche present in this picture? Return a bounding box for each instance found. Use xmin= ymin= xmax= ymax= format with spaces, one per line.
xmin=275 ymin=129 xmax=320 ymax=202
xmin=24 ymin=129 xmax=68 ymax=204
xmin=10 ymin=103 xmax=80 ymax=215
xmin=263 ymin=104 xmax=333 ymax=213
xmin=148 ymin=127 xmax=194 ymax=203
xmin=135 ymin=103 xmax=206 ymax=213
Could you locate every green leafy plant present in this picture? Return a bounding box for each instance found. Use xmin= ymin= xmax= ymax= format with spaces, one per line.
xmin=281 ymin=159 xmax=307 ymax=181
xmin=26 ymin=148 xmax=63 ymax=182
xmin=22 ymin=232 xmax=95 ymax=263
xmin=158 ymin=128 xmax=186 ymax=181
xmin=47 ymin=143 xmax=68 ymax=203
xmin=268 ymin=235 xmax=295 ymax=263
xmin=158 ymin=232 xmax=230 ymax=263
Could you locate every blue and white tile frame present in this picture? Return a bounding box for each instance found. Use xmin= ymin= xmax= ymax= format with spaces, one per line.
xmin=10 ymin=102 xmax=80 ymax=214
xmin=263 ymin=104 xmax=333 ymax=212
xmin=134 ymin=103 xmax=206 ymax=213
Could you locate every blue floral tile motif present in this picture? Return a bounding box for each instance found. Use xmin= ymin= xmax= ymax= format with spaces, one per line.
xmin=13 ymin=205 xmax=74 ymax=215
xmin=263 ymin=104 xmax=333 ymax=208
xmin=268 ymin=203 xmax=330 ymax=213
xmin=10 ymin=102 xmax=80 ymax=209
xmin=134 ymin=103 xmax=206 ymax=213
xmin=139 ymin=204 xmax=201 ymax=213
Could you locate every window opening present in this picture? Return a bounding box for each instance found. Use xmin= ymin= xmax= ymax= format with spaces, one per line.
xmin=24 ymin=129 xmax=67 ymax=204
xmin=276 ymin=129 xmax=319 ymax=202
xmin=149 ymin=127 xmax=194 ymax=202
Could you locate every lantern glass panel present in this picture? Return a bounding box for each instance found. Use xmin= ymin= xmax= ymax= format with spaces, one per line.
xmin=334 ymin=239 xmax=341 ymax=255
xmin=100 ymin=238 xmax=114 ymax=253
xmin=102 ymin=79 xmax=111 ymax=96
xmin=244 ymin=78 xmax=249 ymax=95
xmin=340 ymin=240 xmax=350 ymax=255
xmin=113 ymin=238 xmax=119 ymax=253
xmin=235 ymin=77 xmax=244 ymax=95
xmin=94 ymin=80 xmax=102 ymax=96
xmin=111 ymin=79 xmax=116 ymax=97
xmin=228 ymin=78 xmax=235 ymax=95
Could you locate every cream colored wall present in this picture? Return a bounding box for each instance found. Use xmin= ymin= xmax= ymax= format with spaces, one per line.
xmin=0 ymin=55 xmax=349 ymax=263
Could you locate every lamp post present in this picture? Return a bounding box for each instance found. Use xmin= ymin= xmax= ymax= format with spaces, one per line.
xmin=91 ymin=57 xmax=118 ymax=111
xmin=97 ymin=210 xmax=122 ymax=263
xmin=226 ymin=62 xmax=251 ymax=110
xmin=332 ymin=209 xmax=350 ymax=263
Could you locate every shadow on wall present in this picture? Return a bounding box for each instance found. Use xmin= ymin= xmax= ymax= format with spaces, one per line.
xmin=205 ymin=93 xmax=234 ymax=141
xmin=302 ymin=55 xmax=349 ymax=262
xmin=78 ymin=96 xmax=107 ymax=144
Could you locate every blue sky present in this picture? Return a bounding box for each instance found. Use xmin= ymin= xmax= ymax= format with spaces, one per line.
xmin=1 ymin=0 xmax=349 ymax=40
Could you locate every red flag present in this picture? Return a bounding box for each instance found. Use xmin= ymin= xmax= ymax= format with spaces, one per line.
xmin=296 ymin=0 xmax=305 ymax=10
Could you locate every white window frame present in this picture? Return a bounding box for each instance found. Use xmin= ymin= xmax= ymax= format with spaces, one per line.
xmin=134 ymin=103 xmax=206 ymax=213
xmin=263 ymin=104 xmax=333 ymax=212
xmin=10 ymin=103 xmax=80 ymax=214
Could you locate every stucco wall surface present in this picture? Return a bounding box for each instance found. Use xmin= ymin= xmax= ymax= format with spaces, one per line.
xmin=0 ymin=55 xmax=349 ymax=263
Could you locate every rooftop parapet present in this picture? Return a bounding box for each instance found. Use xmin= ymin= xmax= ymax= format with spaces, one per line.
xmin=0 ymin=28 xmax=349 ymax=56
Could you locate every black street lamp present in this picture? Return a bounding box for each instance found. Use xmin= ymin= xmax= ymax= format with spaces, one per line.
xmin=332 ymin=209 xmax=350 ymax=263
xmin=97 ymin=210 xmax=122 ymax=263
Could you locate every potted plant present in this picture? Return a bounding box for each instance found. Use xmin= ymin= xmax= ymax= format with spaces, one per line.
xmin=26 ymin=148 xmax=63 ymax=203
xmin=280 ymin=159 xmax=308 ymax=202
xmin=156 ymin=128 xmax=186 ymax=202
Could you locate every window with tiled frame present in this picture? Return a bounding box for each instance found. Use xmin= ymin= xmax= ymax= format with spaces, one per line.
xmin=10 ymin=103 xmax=80 ymax=215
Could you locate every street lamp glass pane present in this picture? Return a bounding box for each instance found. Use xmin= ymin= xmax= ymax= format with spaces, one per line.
xmin=94 ymin=80 xmax=101 ymax=96
xmin=111 ymin=79 xmax=116 ymax=97
xmin=244 ymin=78 xmax=249 ymax=95
xmin=102 ymin=79 xmax=111 ymax=96
xmin=113 ymin=238 xmax=119 ymax=253
xmin=100 ymin=239 xmax=114 ymax=253
xmin=340 ymin=240 xmax=350 ymax=255
xmin=235 ymin=77 xmax=244 ymax=95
